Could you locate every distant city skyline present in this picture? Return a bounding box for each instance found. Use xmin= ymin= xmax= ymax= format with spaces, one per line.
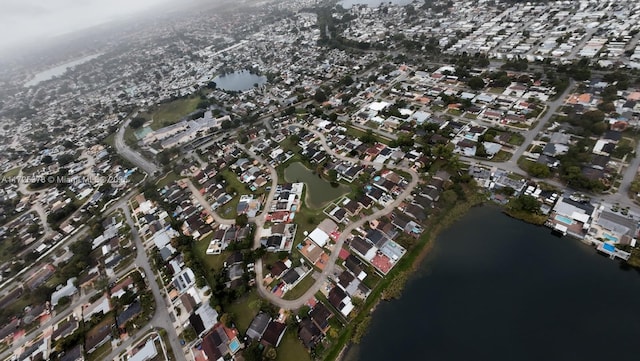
xmin=0 ymin=0 xmax=174 ymax=53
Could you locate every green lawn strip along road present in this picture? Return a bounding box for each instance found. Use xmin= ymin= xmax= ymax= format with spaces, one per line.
xmin=321 ymin=187 xmax=484 ymax=361
xmin=283 ymin=273 xmax=316 ymax=301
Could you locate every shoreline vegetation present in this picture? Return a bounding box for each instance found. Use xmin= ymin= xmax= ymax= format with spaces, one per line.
xmin=502 ymin=208 xmax=547 ymax=226
xmin=331 ymin=188 xmax=486 ymax=361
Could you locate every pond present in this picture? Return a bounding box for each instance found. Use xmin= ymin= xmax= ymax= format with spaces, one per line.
xmin=338 ymin=0 xmax=414 ymax=8
xmin=212 ymin=70 xmax=267 ymax=92
xmin=284 ymin=162 xmax=349 ymax=209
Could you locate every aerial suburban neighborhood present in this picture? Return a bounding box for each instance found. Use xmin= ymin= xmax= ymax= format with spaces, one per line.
xmin=1 ymin=0 xmax=640 ymax=360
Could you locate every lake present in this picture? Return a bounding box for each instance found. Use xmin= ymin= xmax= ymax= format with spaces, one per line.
xmin=349 ymin=205 xmax=640 ymax=361
xmin=283 ymin=162 xmax=349 ymax=209
xmin=212 ymin=70 xmax=267 ymax=92
xmin=338 ymin=0 xmax=415 ymax=8
xmin=24 ymin=53 xmax=103 ymax=87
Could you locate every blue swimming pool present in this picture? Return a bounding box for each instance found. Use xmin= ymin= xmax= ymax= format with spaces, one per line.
xmin=229 ymin=338 xmax=241 ymax=353
xmin=555 ymin=214 xmax=574 ymax=225
xmin=604 ymin=233 xmax=618 ymax=242
xmin=291 ymin=205 xmax=297 ymax=211
xmin=374 ymin=176 xmax=381 ymax=181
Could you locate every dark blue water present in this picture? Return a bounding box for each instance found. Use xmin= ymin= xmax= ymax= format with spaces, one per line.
xmin=351 ymin=205 xmax=640 ymax=361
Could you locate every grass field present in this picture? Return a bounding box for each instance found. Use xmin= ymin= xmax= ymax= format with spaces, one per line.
xmin=283 ymin=273 xmax=315 ymax=300
xmin=124 ymin=96 xmax=201 ymax=147
xmin=276 ymin=331 xmax=311 ymax=361
xmin=217 ymin=170 xmax=251 ymax=219
xmin=156 ymin=171 xmax=180 ymax=188
xmin=102 ymin=133 xmax=116 ymax=148
xmin=194 ymin=235 xmax=228 ymax=276
xmin=144 ymin=97 xmax=201 ymax=130
xmin=227 ymin=290 xmax=261 ymax=334
xmin=345 ymin=126 xmax=391 ymax=145
xmin=3 ymin=167 xmax=20 ymax=178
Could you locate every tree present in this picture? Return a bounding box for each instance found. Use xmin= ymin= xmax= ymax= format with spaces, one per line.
xmin=242 ymin=342 xmax=263 ymax=361
xmin=441 ymin=190 xmax=458 ymax=205
xmin=468 ymin=76 xmax=486 ymax=90
xmin=328 ymin=169 xmax=338 ymax=184
xmin=129 ymin=117 xmax=145 ymax=129
xmin=182 ymin=326 xmax=197 ymax=342
xmin=341 ymin=75 xmax=354 ymax=86
xmin=235 ymin=214 xmax=248 ymax=228
xmin=475 ymin=143 xmax=487 ymax=157
xmin=314 ymin=89 xmax=328 ymax=103
xmin=528 ymin=163 xmax=551 ymax=178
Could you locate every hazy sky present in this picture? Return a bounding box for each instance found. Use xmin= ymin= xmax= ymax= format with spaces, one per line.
xmin=0 ymin=0 xmax=173 ymax=51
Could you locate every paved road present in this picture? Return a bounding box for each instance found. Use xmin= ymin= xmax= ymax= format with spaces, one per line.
xmin=254 ymin=125 xmax=420 ymax=310
xmin=183 ymin=144 xmax=280 ymax=233
xmin=0 ymin=291 xmax=95 ymax=360
xmin=184 ymin=179 xmax=235 ymax=226
xmin=115 ymin=117 xmax=160 ymax=175
xmin=567 ymin=28 xmax=598 ymax=60
xmin=1 ymin=191 xmax=186 ymax=361
xmin=105 ymin=205 xmax=186 ymax=361
xmin=30 ymin=203 xmax=53 ymax=237
xmin=605 ymin=141 xmax=640 ymax=207
xmin=505 ymin=79 xmax=575 ymax=169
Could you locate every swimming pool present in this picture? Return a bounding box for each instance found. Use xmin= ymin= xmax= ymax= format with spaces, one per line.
xmin=374 ymin=176 xmax=381 ymax=181
xmin=604 ymin=233 xmax=619 ymax=242
xmin=291 ymin=205 xmax=297 ymax=211
xmin=229 ymin=338 xmax=241 ymax=353
xmin=555 ymin=214 xmax=574 ymax=225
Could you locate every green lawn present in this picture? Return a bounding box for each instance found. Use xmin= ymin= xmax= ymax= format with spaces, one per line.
xmin=345 ymin=126 xmax=391 ymax=145
xmin=124 ymin=126 xmax=139 ymax=148
xmin=283 ymin=273 xmax=315 ymax=300
xmin=227 ymin=290 xmax=261 ymax=334
xmin=491 ymin=150 xmax=513 ymax=162
xmin=3 ymin=167 xmax=20 ymax=178
xmin=361 ymin=271 xmax=382 ymax=289
xmin=102 ymin=133 xmax=116 ymax=148
xmin=124 ymin=96 xmax=201 ymax=147
xmin=217 ymin=170 xmax=251 ymax=219
xmin=87 ymin=342 xmax=112 ymax=361
xmin=144 ymin=97 xmax=201 ymax=130
xmin=156 ymin=171 xmax=180 ymax=188
xmin=290 ymin=198 xmax=324 ymax=248
xmin=194 ymin=236 xmax=228 ymax=275
xmin=276 ymin=331 xmax=311 ymax=361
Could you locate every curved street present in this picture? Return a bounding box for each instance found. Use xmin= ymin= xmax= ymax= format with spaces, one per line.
xmin=253 ymin=124 xmax=420 ymax=309
xmin=115 ymin=117 xmax=160 ymax=176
